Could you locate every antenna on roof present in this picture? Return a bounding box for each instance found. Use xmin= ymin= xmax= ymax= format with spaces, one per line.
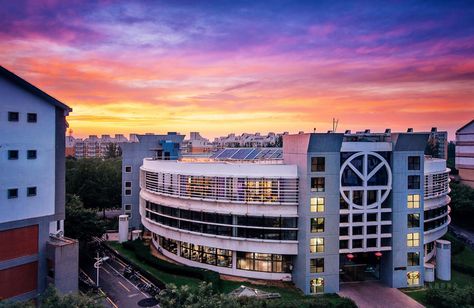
xmin=313 ymin=128 xmax=316 ymax=133
xmin=332 ymin=118 xmax=339 ymax=133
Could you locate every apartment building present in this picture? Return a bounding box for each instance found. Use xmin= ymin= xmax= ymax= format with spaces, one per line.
xmin=456 ymin=119 xmax=474 ymax=188
xmin=134 ymin=129 xmax=450 ymax=295
xmin=74 ymin=134 xmax=128 ymax=158
xmin=214 ymin=132 xmax=287 ymax=148
xmin=0 ymin=66 xmax=78 ymax=301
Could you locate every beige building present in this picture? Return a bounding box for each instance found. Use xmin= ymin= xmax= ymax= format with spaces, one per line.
xmin=456 ymin=120 xmax=474 ymax=188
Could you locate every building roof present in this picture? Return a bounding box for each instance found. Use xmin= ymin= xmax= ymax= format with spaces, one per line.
xmin=456 ymin=119 xmax=474 ymax=133
xmin=0 ymin=65 xmax=72 ymax=112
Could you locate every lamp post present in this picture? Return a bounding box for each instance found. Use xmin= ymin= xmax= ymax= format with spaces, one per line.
xmin=94 ymin=252 xmax=109 ymax=287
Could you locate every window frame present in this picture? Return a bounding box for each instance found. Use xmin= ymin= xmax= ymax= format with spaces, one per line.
xmin=407 ymin=252 xmax=420 ymax=266
xmin=407 ymin=232 xmax=420 ymax=247
xmin=407 ymin=194 xmax=420 ymax=209
xmin=125 ymin=166 xmax=132 ymax=173
xmin=408 ymin=175 xmax=420 ymax=190
xmin=8 ymin=112 xmax=19 ymax=122
xmin=310 ymin=258 xmax=324 ymax=273
xmin=8 ymin=188 xmax=18 ymax=199
xmin=27 ymin=150 xmax=37 ymax=160
xmin=125 ymin=188 xmax=132 ymax=196
xmin=407 ymin=213 xmax=420 ymax=228
xmin=8 ymin=150 xmax=19 ymax=160
xmin=310 ymin=217 xmax=325 ymax=233
xmin=310 ymin=237 xmax=324 ymax=253
xmin=27 ymin=187 xmax=37 ymax=197
xmin=311 ymin=157 xmax=325 ymax=172
xmin=309 ymin=278 xmax=324 ymax=294
xmin=311 ymin=177 xmax=325 ymax=192
xmin=408 ymin=156 xmax=420 ymax=170
xmin=310 ymin=197 xmax=325 ymax=213
xmin=27 ymin=113 xmax=37 ymax=123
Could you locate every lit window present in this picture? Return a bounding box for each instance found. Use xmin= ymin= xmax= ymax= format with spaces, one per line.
xmin=407 ymin=252 xmax=420 ymax=266
xmin=407 ymin=271 xmax=420 ymax=285
xmin=408 ymin=175 xmax=420 ymax=189
xmin=27 ymin=113 xmax=37 ymax=123
xmin=8 ymin=112 xmax=19 ymax=122
xmin=407 ymin=214 xmax=420 ymax=228
xmin=310 ymin=197 xmax=325 ymax=212
xmin=407 ymin=232 xmax=420 ymax=247
xmin=125 ymin=166 xmax=132 ymax=173
xmin=8 ymin=188 xmax=18 ymax=199
xmin=310 ymin=258 xmax=324 ymax=273
xmin=311 ymin=157 xmax=325 ymax=172
xmin=408 ymin=156 xmax=420 ymax=170
xmin=311 ymin=177 xmax=325 ymax=192
xmin=27 ymin=150 xmax=37 ymax=160
xmin=27 ymin=187 xmax=37 ymax=197
xmin=407 ymin=194 xmax=420 ymax=209
xmin=8 ymin=150 xmax=19 ymax=160
xmin=309 ymin=278 xmax=324 ymax=294
xmin=310 ymin=218 xmax=325 ymax=233
xmin=310 ymin=237 xmax=324 ymax=253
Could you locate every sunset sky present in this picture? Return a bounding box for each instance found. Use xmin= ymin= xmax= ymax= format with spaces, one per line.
xmin=1 ymin=0 xmax=473 ymax=139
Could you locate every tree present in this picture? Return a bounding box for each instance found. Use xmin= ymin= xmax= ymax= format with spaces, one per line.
xmin=425 ymin=285 xmax=474 ymax=308
xmin=425 ymin=136 xmax=439 ymax=157
xmin=64 ymin=195 xmax=106 ymax=242
xmin=159 ymin=282 xmax=238 ymax=308
xmin=449 ymin=182 xmax=474 ymax=230
xmin=66 ymin=158 xmax=121 ymax=216
xmin=0 ymin=286 xmax=104 ymax=308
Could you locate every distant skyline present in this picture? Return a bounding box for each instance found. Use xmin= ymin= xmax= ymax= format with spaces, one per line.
xmin=1 ymin=0 xmax=473 ymax=139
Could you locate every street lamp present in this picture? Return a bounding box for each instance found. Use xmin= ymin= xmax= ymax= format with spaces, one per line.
xmin=94 ymin=252 xmax=110 ymax=287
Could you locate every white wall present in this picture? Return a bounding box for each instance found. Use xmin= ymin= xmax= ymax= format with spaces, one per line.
xmin=0 ymin=77 xmax=56 ymax=223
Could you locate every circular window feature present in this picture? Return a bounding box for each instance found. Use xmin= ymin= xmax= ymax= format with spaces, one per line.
xmin=340 ymin=152 xmax=392 ymax=209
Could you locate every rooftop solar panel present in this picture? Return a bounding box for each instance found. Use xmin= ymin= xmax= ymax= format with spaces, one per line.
xmin=211 ymin=147 xmax=283 ymax=160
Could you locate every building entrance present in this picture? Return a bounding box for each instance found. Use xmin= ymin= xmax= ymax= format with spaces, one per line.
xmin=339 ymin=253 xmax=381 ymax=282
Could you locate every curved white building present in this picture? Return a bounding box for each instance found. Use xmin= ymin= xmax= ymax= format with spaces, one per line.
xmin=423 ymin=158 xmax=450 ymax=262
xmin=140 ymin=158 xmax=298 ymax=281
xmin=133 ymin=131 xmax=451 ymax=295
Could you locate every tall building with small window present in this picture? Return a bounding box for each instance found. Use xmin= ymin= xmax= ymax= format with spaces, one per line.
xmin=0 ymin=66 xmax=78 ymax=301
xmin=130 ymin=129 xmax=450 ymax=295
xmin=456 ymin=119 xmax=474 ymax=188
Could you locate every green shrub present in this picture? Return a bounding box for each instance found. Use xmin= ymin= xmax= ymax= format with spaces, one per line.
xmin=425 ymin=285 xmax=474 ymax=308
xmin=452 ymin=262 xmax=474 ymax=277
xmin=122 ymin=240 xmax=221 ymax=288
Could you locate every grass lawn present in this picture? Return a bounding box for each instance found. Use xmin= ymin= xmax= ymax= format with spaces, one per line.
xmin=107 ymin=241 xmax=349 ymax=307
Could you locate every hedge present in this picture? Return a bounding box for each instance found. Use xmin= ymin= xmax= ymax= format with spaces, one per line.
xmin=122 ymin=240 xmax=221 ymax=288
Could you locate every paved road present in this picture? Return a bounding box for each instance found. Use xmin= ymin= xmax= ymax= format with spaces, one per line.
xmin=339 ymin=281 xmax=424 ymax=308
xmin=82 ymin=253 xmax=159 ymax=308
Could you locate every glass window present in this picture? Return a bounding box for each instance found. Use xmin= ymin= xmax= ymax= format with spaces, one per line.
xmin=124 ymin=204 xmax=132 ymax=211
xmin=8 ymin=188 xmax=18 ymax=199
xmin=310 ymin=237 xmax=324 ymax=253
xmin=8 ymin=150 xmax=19 ymax=160
xmin=310 ymin=197 xmax=325 ymax=212
xmin=310 ymin=218 xmax=324 ymax=233
xmin=310 ymin=278 xmax=324 ymax=294
xmin=408 ymin=175 xmax=420 ymax=189
xmin=408 ymin=156 xmax=420 ymax=170
xmin=407 ymin=232 xmax=420 ymax=247
xmin=8 ymin=112 xmax=19 ymax=122
xmin=311 ymin=177 xmax=325 ymax=192
xmin=125 ymin=181 xmax=132 ymax=188
xmin=407 ymin=271 xmax=420 ymax=285
xmin=310 ymin=258 xmax=324 ymax=273
xmin=27 ymin=187 xmax=37 ymax=197
xmin=407 ymin=194 xmax=420 ymax=209
xmin=367 ymin=225 xmax=377 ymax=234
xmin=125 ymin=189 xmax=132 ymax=196
xmin=311 ymin=157 xmax=325 ymax=172
xmin=407 ymin=252 xmax=420 ymax=266
xmin=27 ymin=113 xmax=37 ymax=123
xmin=407 ymin=214 xmax=420 ymax=228
xmin=125 ymin=166 xmax=132 ymax=173
xmin=27 ymin=150 xmax=37 ymax=159
xmin=352 ymin=239 xmax=363 ymax=248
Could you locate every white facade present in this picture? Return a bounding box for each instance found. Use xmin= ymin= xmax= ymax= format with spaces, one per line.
xmin=0 ymin=77 xmax=56 ymax=223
